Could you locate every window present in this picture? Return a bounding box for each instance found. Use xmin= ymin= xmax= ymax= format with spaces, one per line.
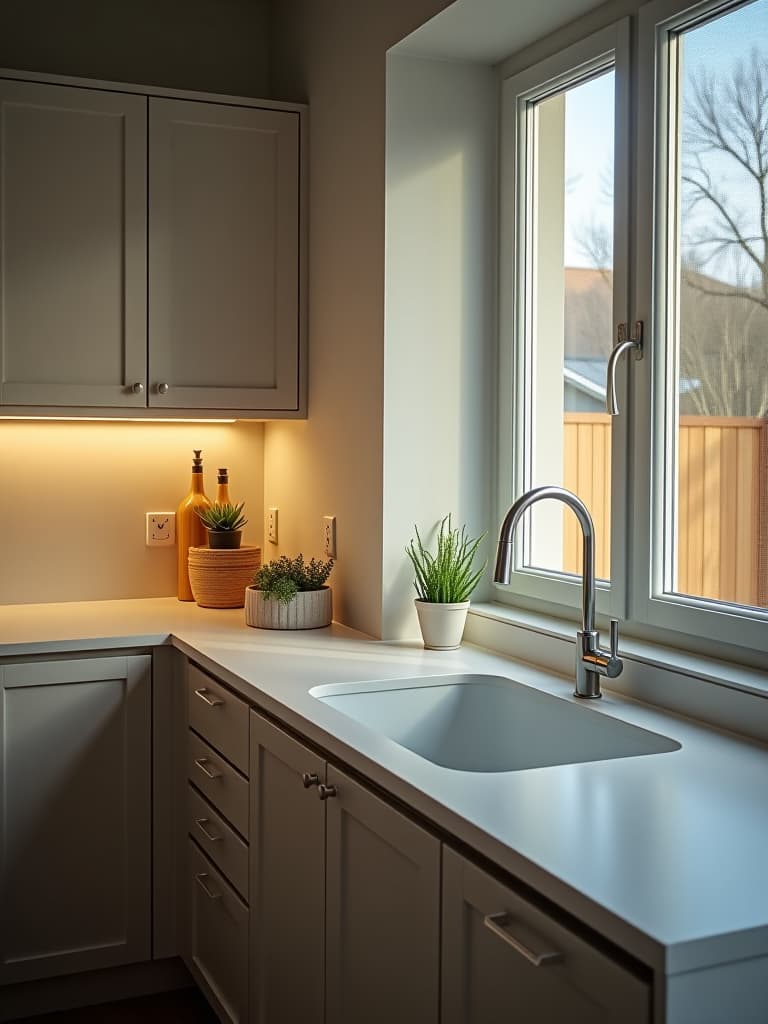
xmin=499 ymin=22 xmax=630 ymax=619
xmin=499 ymin=0 xmax=768 ymax=653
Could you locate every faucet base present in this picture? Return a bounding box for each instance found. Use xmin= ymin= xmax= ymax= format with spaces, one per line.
xmin=574 ymin=690 xmax=602 ymax=700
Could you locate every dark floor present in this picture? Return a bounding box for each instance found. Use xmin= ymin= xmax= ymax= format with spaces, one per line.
xmin=9 ymin=988 xmax=218 ymax=1023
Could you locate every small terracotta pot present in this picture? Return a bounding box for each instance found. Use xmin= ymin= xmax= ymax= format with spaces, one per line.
xmin=207 ymin=529 xmax=242 ymax=549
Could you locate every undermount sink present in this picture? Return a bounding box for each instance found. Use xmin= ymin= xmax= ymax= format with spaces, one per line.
xmin=310 ymin=674 xmax=680 ymax=773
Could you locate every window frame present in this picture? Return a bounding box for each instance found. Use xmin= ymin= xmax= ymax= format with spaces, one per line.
xmin=633 ymin=0 xmax=768 ymax=653
xmin=496 ymin=0 xmax=768 ymax=656
xmin=496 ymin=20 xmax=631 ymax=621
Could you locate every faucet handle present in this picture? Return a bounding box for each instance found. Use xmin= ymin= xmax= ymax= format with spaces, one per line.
xmin=610 ymin=619 xmax=619 ymax=659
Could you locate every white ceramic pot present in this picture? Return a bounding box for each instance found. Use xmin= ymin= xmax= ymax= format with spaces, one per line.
xmin=245 ymin=586 xmax=332 ymax=629
xmin=414 ymin=599 xmax=470 ymax=650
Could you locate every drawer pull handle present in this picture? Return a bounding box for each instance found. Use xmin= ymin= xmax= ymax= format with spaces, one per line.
xmin=483 ymin=913 xmax=562 ymax=967
xmin=318 ymin=783 xmax=337 ymax=801
xmin=302 ymin=772 xmax=320 ymax=788
xmin=195 ymin=688 xmax=223 ymax=707
xmin=195 ymin=872 xmax=221 ymax=900
xmin=194 ymin=757 xmax=221 ymax=780
xmin=195 ymin=817 xmax=222 ymax=842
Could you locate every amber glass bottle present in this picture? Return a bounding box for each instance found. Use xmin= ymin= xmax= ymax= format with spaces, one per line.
xmin=177 ymin=449 xmax=211 ymax=601
xmin=216 ymin=467 xmax=231 ymax=505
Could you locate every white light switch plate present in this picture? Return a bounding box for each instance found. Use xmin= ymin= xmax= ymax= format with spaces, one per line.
xmin=146 ymin=512 xmax=175 ymax=546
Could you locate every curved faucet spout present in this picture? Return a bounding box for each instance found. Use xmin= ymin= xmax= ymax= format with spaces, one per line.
xmin=494 ymin=485 xmax=621 ymax=699
xmin=494 ymin=485 xmax=596 ymax=633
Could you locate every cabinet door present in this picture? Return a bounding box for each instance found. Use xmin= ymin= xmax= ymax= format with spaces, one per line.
xmin=149 ymin=98 xmax=301 ymax=413
xmin=442 ymin=847 xmax=650 ymax=1024
xmin=249 ymin=712 xmax=325 ymax=1024
xmin=0 ymin=655 xmax=151 ymax=985
xmin=325 ymin=765 xmax=440 ymax=1024
xmin=188 ymin=840 xmax=249 ymax=1024
xmin=0 ymin=79 xmax=147 ymax=408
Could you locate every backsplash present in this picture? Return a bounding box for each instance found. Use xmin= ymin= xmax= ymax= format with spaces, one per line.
xmin=0 ymin=421 xmax=264 ymax=605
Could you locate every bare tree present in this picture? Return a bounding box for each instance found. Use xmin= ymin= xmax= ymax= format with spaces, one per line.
xmin=677 ymin=48 xmax=768 ymax=416
xmin=682 ymin=49 xmax=768 ymax=309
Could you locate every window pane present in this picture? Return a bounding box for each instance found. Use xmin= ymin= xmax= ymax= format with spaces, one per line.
xmin=522 ymin=70 xmax=615 ymax=580
xmin=668 ymin=1 xmax=768 ymax=608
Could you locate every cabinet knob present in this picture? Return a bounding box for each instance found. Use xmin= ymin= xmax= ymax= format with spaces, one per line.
xmin=318 ymin=783 xmax=337 ymax=801
xmin=157 ymin=382 xmax=170 ymax=395
xmin=131 ymin=381 xmax=144 ymax=394
xmin=302 ymin=772 xmax=320 ymax=789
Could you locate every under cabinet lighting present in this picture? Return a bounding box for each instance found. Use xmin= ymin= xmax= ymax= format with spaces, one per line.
xmin=0 ymin=416 xmax=239 ymax=423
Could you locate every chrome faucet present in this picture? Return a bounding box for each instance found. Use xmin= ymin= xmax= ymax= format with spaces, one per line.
xmin=494 ymin=485 xmax=623 ymax=699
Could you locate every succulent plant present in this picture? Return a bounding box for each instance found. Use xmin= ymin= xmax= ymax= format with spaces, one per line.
xmin=253 ymin=554 xmax=334 ymax=604
xmin=196 ymin=501 xmax=248 ymax=532
xmin=406 ymin=515 xmax=486 ymax=603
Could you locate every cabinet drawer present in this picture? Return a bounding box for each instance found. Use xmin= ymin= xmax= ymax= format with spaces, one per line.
xmin=442 ymin=847 xmax=650 ymax=1024
xmin=188 ymin=784 xmax=248 ymax=902
xmin=188 ymin=731 xmax=248 ymax=838
xmin=188 ymin=663 xmax=249 ymax=774
xmin=187 ymin=840 xmax=248 ymax=1024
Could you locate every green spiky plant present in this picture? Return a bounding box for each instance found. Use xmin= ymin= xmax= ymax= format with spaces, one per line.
xmin=406 ymin=515 xmax=486 ymax=604
xmin=196 ymin=502 xmax=248 ymax=532
xmin=253 ymin=554 xmax=334 ymax=604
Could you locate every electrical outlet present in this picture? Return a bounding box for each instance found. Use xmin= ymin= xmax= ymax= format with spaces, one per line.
xmin=146 ymin=512 xmax=175 ymax=547
xmin=268 ymin=507 xmax=279 ymax=544
xmin=323 ymin=515 xmax=336 ymax=559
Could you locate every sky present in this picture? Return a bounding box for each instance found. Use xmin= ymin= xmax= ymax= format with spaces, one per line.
xmin=561 ymin=0 xmax=768 ymax=281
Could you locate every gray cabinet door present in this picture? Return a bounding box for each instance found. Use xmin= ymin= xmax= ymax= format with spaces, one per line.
xmin=0 ymin=655 xmax=151 ymax=985
xmin=249 ymin=712 xmax=325 ymax=1024
xmin=442 ymin=847 xmax=651 ymax=1024
xmin=325 ymin=765 xmax=441 ymax=1024
xmin=149 ymin=98 xmax=300 ymax=412
xmin=0 ymin=79 xmax=147 ymax=408
xmin=188 ymin=840 xmax=249 ymax=1024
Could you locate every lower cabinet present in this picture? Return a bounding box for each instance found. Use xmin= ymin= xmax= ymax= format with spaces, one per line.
xmin=442 ymin=847 xmax=651 ymax=1024
xmin=0 ymin=655 xmax=152 ymax=986
xmin=187 ymin=840 xmax=249 ymax=1024
xmin=249 ymin=711 xmax=441 ymax=1024
xmin=183 ymin=661 xmax=251 ymax=1023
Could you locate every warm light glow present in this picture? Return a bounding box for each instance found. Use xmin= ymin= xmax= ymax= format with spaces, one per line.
xmin=0 ymin=417 xmax=240 ymax=423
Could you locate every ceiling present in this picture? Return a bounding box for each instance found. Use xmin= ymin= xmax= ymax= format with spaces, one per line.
xmin=392 ymin=0 xmax=609 ymax=64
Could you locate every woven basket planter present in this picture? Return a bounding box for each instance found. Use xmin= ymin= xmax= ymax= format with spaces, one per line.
xmin=188 ymin=545 xmax=261 ymax=609
xmin=245 ymin=586 xmax=332 ymax=629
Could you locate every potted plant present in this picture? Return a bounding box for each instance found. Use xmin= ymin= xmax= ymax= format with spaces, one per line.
xmin=406 ymin=515 xmax=486 ymax=650
xmin=196 ymin=502 xmax=248 ymax=549
xmin=245 ymin=554 xmax=334 ymax=629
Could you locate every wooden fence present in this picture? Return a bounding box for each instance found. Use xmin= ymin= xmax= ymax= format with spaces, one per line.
xmin=562 ymin=413 xmax=768 ymax=608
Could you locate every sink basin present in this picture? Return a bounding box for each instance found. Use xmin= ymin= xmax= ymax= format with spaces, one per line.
xmin=310 ymin=674 xmax=680 ymax=772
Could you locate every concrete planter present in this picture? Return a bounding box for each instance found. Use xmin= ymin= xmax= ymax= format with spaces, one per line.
xmin=415 ymin=599 xmax=470 ymax=650
xmin=245 ymin=586 xmax=332 ymax=629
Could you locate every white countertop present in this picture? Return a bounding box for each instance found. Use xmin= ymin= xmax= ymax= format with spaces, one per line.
xmin=2 ymin=597 xmax=767 ymax=977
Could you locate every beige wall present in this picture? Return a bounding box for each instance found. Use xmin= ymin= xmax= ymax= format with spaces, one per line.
xmin=265 ymin=0 xmax=455 ymax=638
xmin=0 ymin=0 xmax=270 ymax=97
xmin=0 ymin=422 xmax=264 ymax=605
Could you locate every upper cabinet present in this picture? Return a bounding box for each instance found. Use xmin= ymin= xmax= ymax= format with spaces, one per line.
xmin=0 ymin=79 xmax=148 ymax=410
xmin=149 ymin=99 xmax=300 ymax=412
xmin=0 ymin=76 xmax=305 ymax=419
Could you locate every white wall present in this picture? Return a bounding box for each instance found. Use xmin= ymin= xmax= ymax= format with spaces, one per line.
xmin=382 ymin=54 xmax=497 ymax=638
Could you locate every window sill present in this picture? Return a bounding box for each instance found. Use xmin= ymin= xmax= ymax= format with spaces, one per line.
xmin=465 ymin=602 xmax=768 ymax=744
